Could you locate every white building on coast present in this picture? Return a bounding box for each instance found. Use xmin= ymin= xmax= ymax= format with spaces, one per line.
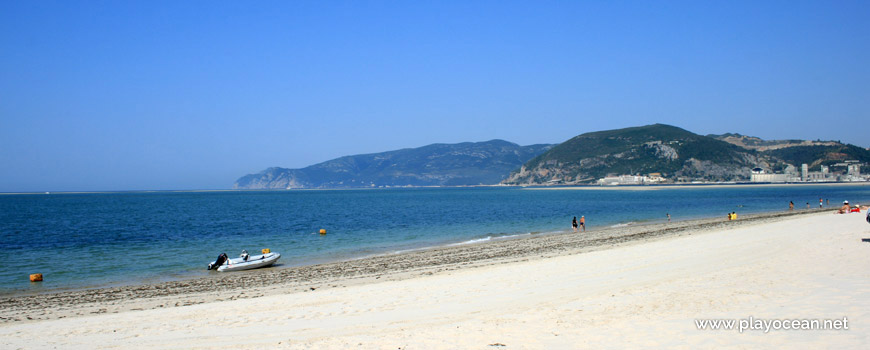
xmin=750 ymin=166 xmax=800 ymax=183
xmin=597 ymin=174 xmax=666 ymax=186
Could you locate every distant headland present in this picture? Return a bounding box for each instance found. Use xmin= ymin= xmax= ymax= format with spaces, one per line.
xmin=236 ymin=124 xmax=870 ymax=189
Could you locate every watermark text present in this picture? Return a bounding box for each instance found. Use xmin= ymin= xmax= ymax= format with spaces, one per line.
xmin=695 ymin=316 xmax=848 ymax=333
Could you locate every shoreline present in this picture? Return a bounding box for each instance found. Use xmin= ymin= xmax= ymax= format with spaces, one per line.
xmin=3 ymin=208 xmax=868 ymax=349
xmin=524 ymin=181 xmax=870 ymax=190
xmin=1 ymin=203 xmax=832 ymax=298
xmin=2 ymin=180 xmax=867 ymax=195
xmin=0 ymin=207 xmax=833 ymax=324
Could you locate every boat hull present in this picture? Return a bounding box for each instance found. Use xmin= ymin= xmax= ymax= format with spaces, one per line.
xmin=215 ymin=252 xmax=281 ymax=272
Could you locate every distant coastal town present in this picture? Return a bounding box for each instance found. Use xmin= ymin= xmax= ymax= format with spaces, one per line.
xmin=597 ymin=161 xmax=868 ymax=186
xmin=236 ymin=124 xmax=870 ymax=190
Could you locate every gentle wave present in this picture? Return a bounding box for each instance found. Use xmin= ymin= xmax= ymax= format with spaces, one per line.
xmin=385 ymin=232 xmax=536 ymax=256
xmin=447 ymin=236 xmax=492 ymax=246
xmin=448 ymin=232 xmax=537 ymax=246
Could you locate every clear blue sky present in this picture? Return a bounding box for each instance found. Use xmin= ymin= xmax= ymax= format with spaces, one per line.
xmin=2 ymin=1 xmax=868 ymax=191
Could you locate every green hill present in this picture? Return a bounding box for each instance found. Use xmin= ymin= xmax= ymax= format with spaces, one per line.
xmin=764 ymin=144 xmax=870 ymax=171
xmin=502 ymin=124 xmax=763 ymax=184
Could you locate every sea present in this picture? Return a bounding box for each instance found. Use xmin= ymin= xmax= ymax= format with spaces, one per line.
xmin=2 ymin=184 xmax=869 ymax=296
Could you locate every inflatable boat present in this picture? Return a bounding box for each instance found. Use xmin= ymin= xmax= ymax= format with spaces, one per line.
xmin=207 ymin=250 xmax=281 ymax=272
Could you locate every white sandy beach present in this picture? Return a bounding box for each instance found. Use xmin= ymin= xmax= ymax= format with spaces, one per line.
xmin=528 ymin=182 xmax=870 ymax=191
xmin=2 ymin=211 xmax=869 ymax=349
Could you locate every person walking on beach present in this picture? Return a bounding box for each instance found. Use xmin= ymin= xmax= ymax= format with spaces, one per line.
xmin=789 ymin=201 xmax=794 ymax=211
xmin=572 ymin=216 xmax=578 ymax=233
xmin=579 ymin=216 xmax=586 ymax=232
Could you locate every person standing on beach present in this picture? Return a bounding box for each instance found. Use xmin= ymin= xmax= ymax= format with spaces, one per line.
xmin=579 ymin=216 xmax=586 ymax=232
xmin=806 ymin=202 xmax=810 ymax=209
xmin=789 ymin=201 xmax=794 ymax=211
xmin=572 ymin=216 xmax=578 ymax=233
xmin=820 ymin=198 xmax=823 ymax=208
xmin=667 ymin=213 xmax=671 ymax=222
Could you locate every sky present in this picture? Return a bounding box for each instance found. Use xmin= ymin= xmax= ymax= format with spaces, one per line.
xmin=1 ymin=1 xmax=868 ymax=192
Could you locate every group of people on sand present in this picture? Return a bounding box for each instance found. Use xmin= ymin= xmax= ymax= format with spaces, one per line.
xmin=787 ymin=198 xmax=869 ymax=216
xmin=837 ymin=200 xmax=868 ymax=214
xmin=572 ymin=216 xmax=585 ymax=232
xmin=836 ymin=200 xmax=870 ymax=224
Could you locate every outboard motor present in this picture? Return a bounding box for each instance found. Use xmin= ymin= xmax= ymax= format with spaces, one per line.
xmin=208 ymin=253 xmax=228 ymax=270
xmin=240 ymin=250 xmax=250 ymax=262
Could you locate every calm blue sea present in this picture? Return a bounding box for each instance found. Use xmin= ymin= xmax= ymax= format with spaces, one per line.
xmin=2 ymin=185 xmax=869 ymax=295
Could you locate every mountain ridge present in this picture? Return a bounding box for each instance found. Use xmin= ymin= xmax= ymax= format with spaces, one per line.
xmin=502 ymin=124 xmax=764 ymax=185
xmin=236 ymin=125 xmax=870 ymax=189
xmin=503 ymin=124 xmax=870 ymax=185
xmin=234 ymin=140 xmax=553 ymax=189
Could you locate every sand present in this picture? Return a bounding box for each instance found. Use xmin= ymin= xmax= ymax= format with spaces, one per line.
xmin=528 ymin=182 xmax=870 ymax=191
xmin=2 ymin=209 xmax=869 ymax=349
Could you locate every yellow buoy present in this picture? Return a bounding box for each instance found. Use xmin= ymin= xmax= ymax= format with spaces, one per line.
xmin=30 ymin=273 xmax=43 ymax=282
xmin=261 ymin=248 xmax=270 ymax=254
xmin=319 ymin=229 xmax=327 ymax=235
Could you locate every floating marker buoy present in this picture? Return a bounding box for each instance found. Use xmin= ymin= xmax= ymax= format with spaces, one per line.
xmin=319 ymin=229 xmax=327 ymax=235
xmin=262 ymin=248 xmax=270 ymax=254
xmin=30 ymin=273 xmax=43 ymax=282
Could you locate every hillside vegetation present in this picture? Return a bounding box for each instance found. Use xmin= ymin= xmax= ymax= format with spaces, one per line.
xmin=503 ymin=124 xmax=764 ymax=184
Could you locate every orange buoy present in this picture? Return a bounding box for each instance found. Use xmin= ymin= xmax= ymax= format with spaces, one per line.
xmin=261 ymin=248 xmax=270 ymax=254
xmin=319 ymin=229 xmax=327 ymax=235
xmin=30 ymin=273 xmax=43 ymax=282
